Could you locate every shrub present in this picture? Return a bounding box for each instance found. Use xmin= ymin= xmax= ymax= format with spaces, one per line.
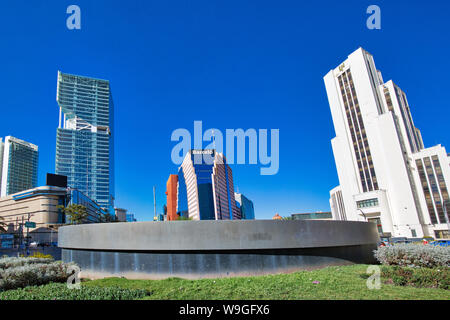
xmin=374 ymin=243 xmax=450 ymax=268
xmin=0 ymin=257 xmax=77 ymax=291
xmin=382 ymin=266 xmax=449 ymax=290
xmin=0 ymin=282 xmax=151 ymax=300
xmin=0 ymin=257 xmax=54 ymax=269
xmin=23 ymin=252 xmax=54 ymax=259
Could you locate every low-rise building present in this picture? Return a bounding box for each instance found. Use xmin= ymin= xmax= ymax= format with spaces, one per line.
xmin=0 ymin=186 xmax=105 ymax=247
xmin=114 ymin=208 xmax=128 ymax=222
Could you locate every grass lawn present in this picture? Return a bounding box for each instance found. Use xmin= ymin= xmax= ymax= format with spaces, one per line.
xmin=81 ymin=264 xmax=449 ymax=300
xmin=1 ymin=264 xmax=448 ymax=300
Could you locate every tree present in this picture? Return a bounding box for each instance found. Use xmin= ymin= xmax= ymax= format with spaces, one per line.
xmin=57 ymin=204 xmax=89 ymax=225
xmin=0 ymin=216 xmax=6 ymax=233
xmin=100 ymin=212 xmax=118 ymax=223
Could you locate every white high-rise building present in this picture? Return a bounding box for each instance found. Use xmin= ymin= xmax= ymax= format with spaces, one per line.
xmin=324 ymin=48 xmax=450 ymax=239
xmin=0 ymin=136 xmax=39 ymax=197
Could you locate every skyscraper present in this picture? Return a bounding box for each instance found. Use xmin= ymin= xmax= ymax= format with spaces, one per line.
xmin=324 ymin=48 xmax=450 ymax=239
xmin=55 ymin=71 xmax=115 ymax=212
xmin=165 ymin=174 xmax=178 ymax=221
xmin=0 ymin=136 xmax=38 ymax=197
xmin=235 ymin=192 xmax=255 ymax=220
xmin=177 ymin=149 xmax=240 ymax=220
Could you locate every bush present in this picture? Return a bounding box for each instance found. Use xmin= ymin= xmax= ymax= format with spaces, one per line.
xmin=0 ymin=261 xmax=76 ymax=291
xmin=382 ymin=266 xmax=449 ymax=290
xmin=0 ymin=257 xmax=54 ymax=269
xmin=374 ymin=243 xmax=450 ymax=268
xmin=0 ymin=256 xmax=77 ymax=291
xmin=23 ymin=252 xmax=54 ymax=259
xmin=0 ymin=282 xmax=151 ymax=300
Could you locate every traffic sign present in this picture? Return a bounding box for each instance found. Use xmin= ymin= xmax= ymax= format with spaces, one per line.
xmin=25 ymin=221 xmax=36 ymax=228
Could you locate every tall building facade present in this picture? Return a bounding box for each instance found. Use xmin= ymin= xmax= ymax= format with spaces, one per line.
xmin=165 ymin=174 xmax=179 ymax=220
xmin=324 ymin=48 xmax=450 ymax=239
xmin=177 ymin=149 xmax=240 ymax=220
xmin=0 ymin=136 xmax=38 ymax=197
xmin=235 ymin=192 xmax=255 ymax=220
xmin=55 ymin=71 xmax=115 ymax=213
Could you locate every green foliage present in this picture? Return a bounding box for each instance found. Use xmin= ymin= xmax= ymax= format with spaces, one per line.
xmin=82 ymin=265 xmax=449 ymax=300
xmin=382 ymin=266 xmax=449 ymax=290
xmin=177 ymin=216 xmax=193 ymax=221
xmin=0 ymin=283 xmax=151 ymax=300
xmin=0 ymin=261 xmax=76 ymax=291
xmin=23 ymin=252 xmax=54 ymax=259
xmin=0 ymin=256 xmax=76 ymax=291
xmin=58 ymin=204 xmax=89 ymax=225
xmin=0 ymin=216 xmax=6 ymax=233
xmin=374 ymin=243 xmax=450 ymax=268
xmin=100 ymin=213 xmax=118 ymax=223
xmin=0 ymin=256 xmax=54 ymax=269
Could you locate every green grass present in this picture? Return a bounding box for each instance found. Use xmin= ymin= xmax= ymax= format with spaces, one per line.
xmin=81 ymin=265 xmax=449 ymax=300
xmin=0 ymin=265 xmax=448 ymax=300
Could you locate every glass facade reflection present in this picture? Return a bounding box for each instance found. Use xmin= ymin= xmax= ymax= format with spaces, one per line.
xmin=0 ymin=136 xmax=38 ymax=197
xmin=55 ymin=71 xmax=114 ymax=213
xmin=178 ymin=150 xmax=240 ymax=220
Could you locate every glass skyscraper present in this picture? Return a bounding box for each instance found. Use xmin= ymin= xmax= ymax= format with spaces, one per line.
xmin=0 ymin=136 xmax=39 ymax=197
xmin=177 ymin=149 xmax=240 ymax=220
xmin=55 ymin=71 xmax=114 ymax=213
xmin=234 ymin=193 xmax=255 ymax=220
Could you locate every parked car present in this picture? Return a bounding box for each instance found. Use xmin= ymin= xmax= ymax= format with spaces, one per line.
xmin=29 ymin=241 xmax=39 ymax=247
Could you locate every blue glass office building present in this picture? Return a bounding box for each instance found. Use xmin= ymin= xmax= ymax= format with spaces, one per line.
xmin=178 ymin=150 xmax=240 ymax=220
xmin=235 ymin=193 xmax=255 ymax=220
xmin=55 ymin=71 xmax=114 ymax=213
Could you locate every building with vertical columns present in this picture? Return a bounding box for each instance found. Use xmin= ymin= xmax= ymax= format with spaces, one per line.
xmin=176 ymin=149 xmax=240 ymax=220
xmin=0 ymin=136 xmax=38 ymax=197
xmin=324 ymin=48 xmax=450 ymax=239
xmin=55 ymin=71 xmax=115 ymax=213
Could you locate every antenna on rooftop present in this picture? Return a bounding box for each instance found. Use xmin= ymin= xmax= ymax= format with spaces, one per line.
xmin=153 ymin=186 xmax=157 ymax=220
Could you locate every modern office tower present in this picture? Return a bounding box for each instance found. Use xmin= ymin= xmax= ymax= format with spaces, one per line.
xmin=165 ymin=174 xmax=179 ymax=220
xmin=55 ymin=71 xmax=115 ymax=213
xmin=0 ymin=136 xmax=38 ymax=197
xmin=324 ymin=48 xmax=450 ymax=239
xmin=177 ymin=149 xmax=240 ymax=220
xmin=235 ymin=192 xmax=255 ymax=220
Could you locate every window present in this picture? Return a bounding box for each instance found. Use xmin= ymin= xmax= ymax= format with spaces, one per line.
xmin=357 ymin=198 xmax=379 ymax=208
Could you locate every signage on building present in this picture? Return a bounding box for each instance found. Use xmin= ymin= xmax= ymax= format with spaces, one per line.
xmin=192 ymin=149 xmax=214 ymax=155
xmin=25 ymin=221 xmax=36 ymax=228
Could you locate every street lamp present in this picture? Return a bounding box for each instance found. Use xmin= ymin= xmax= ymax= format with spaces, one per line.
xmin=357 ymin=208 xmax=367 ymax=221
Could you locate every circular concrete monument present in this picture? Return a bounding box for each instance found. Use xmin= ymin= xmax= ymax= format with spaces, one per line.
xmin=58 ymin=219 xmax=379 ymax=279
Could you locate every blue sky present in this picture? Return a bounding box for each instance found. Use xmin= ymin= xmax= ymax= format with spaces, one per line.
xmin=0 ymin=1 xmax=449 ymax=221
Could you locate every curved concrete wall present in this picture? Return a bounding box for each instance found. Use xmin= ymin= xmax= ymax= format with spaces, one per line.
xmin=59 ymin=220 xmax=379 ymax=279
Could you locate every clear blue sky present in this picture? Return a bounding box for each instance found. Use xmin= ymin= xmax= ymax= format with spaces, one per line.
xmin=0 ymin=1 xmax=449 ymax=221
